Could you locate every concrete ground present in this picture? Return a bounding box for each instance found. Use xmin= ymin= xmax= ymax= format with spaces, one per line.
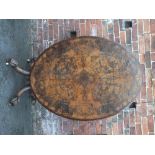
xmin=0 ymin=20 xmax=33 ymax=134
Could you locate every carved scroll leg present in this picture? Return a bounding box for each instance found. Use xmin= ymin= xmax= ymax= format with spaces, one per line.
xmin=10 ymin=86 xmax=31 ymax=106
xmin=6 ymin=58 xmax=30 ymax=76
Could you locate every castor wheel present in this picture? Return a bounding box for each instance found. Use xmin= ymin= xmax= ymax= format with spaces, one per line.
xmin=26 ymin=57 xmax=37 ymax=63
xmin=10 ymin=97 xmax=20 ymax=106
xmin=6 ymin=58 xmax=18 ymax=67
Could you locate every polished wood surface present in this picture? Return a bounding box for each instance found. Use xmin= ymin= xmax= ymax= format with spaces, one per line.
xmin=30 ymin=36 xmax=142 ymax=120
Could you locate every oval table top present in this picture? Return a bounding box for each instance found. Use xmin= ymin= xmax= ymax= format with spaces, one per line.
xmin=30 ymin=36 xmax=142 ymax=120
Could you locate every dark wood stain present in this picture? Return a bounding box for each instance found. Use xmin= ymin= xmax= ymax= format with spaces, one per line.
xmin=30 ymin=36 xmax=142 ymax=120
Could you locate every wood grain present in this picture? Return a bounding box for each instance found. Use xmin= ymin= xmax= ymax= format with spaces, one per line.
xmin=30 ymin=36 xmax=142 ymax=120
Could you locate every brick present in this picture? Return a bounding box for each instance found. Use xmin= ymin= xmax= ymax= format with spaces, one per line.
xmin=64 ymin=23 xmax=71 ymax=39
xmin=135 ymin=110 xmax=141 ymax=124
xmin=48 ymin=19 xmax=52 ymax=25
xmin=152 ymin=62 xmax=155 ymax=79
xmin=80 ymin=19 xmax=85 ymax=23
xmin=74 ymin=20 xmax=80 ymax=36
xmin=55 ymin=118 xmax=63 ymax=134
xmin=138 ymin=19 xmax=143 ymax=35
xmin=109 ymin=33 xmax=114 ymax=41
xmin=73 ymin=128 xmax=81 ymax=135
xmin=141 ymin=102 xmax=147 ymax=117
xmin=140 ymin=82 xmax=146 ymax=99
xmin=112 ymin=115 xmax=117 ymax=123
xmin=37 ymin=43 xmax=43 ymax=54
xmin=146 ymin=68 xmax=153 ymax=88
xmin=119 ymin=19 xmax=125 ymax=31
xmin=126 ymin=29 xmax=131 ymax=44
xmin=106 ymin=127 xmax=112 ymax=135
xmin=69 ymin=19 xmax=75 ymax=29
xmin=43 ymin=40 xmax=49 ymax=49
xmin=132 ymin=41 xmax=138 ymax=51
xmin=114 ymin=20 xmax=119 ymax=38
xmin=144 ymin=34 xmax=150 ymax=51
xmin=142 ymin=117 xmax=149 ymax=135
xmin=147 ymin=87 xmax=153 ymax=102
xmin=118 ymin=120 xmax=123 ymax=134
xmin=58 ymin=19 xmax=64 ymax=25
xmin=64 ymin=19 xmax=69 ymax=27
xmin=117 ymin=112 xmax=123 ymax=135
xmin=95 ymin=120 xmax=102 ymax=134
xmin=43 ymin=19 xmax=48 ymax=30
xmin=132 ymin=19 xmax=137 ymax=25
xmin=130 ymin=127 xmax=136 ymax=134
xmin=52 ymin=19 xmax=58 ymax=23
xmin=38 ymin=19 xmax=43 ymax=27
xmin=151 ymin=35 xmax=155 ymax=52
xmin=72 ymin=120 xmax=79 ymax=133
xmin=139 ymin=35 xmax=145 ymax=54
xmin=96 ymin=19 xmax=102 ymax=25
xmin=124 ymin=128 xmax=130 ymax=135
xmin=37 ymin=28 xmax=43 ymax=42
xmin=86 ymin=20 xmax=91 ymax=36
xmin=147 ymin=104 xmax=155 ymax=115
xmin=118 ymin=111 xmax=123 ymax=120
xmin=53 ymin=23 xmax=58 ymax=42
xmin=140 ymin=64 xmax=146 ymax=83
xmin=136 ymin=93 xmax=141 ymax=103
xmin=139 ymin=54 xmax=145 ymax=64
xmin=107 ymin=23 xmax=113 ymax=34
xmin=136 ymin=124 xmax=142 ymax=135
xmin=129 ymin=109 xmax=135 ymax=127
xmin=126 ymin=44 xmax=132 ymax=52
xmin=132 ymin=23 xmax=138 ymax=41
xmin=78 ymin=122 xmax=91 ymax=135
xmin=150 ymin=19 xmax=155 ymax=33
xmin=102 ymin=120 xmax=107 ymax=134
xmin=153 ymin=80 xmax=155 ymax=97
xmin=43 ymin=30 xmax=48 ymax=40
xmin=124 ymin=111 xmax=129 ymax=128
xmin=90 ymin=19 xmax=96 ymax=24
xmin=120 ymin=31 xmax=126 ymax=44
xmin=102 ymin=20 xmax=107 ymax=26
xmin=143 ymin=19 xmax=150 ymax=33
xmin=112 ymin=122 xmax=118 ymax=135
xmin=115 ymin=37 xmax=120 ymax=43
xmin=58 ymin=25 xmax=64 ymax=41
xmin=48 ymin=24 xmax=53 ymax=41
xmin=106 ymin=118 xmax=112 ymax=135
xmin=97 ymin=22 xmax=103 ymax=37
xmin=151 ymin=52 xmax=155 ymax=61
xmin=88 ymin=122 xmax=96 ymax=135
xmin=102 ymin=25 xmax=108 ymax=38
xmin=144 ymin=51 xmax=151 ymax=68
xmin=62 ymin=120 xmax=73 ymax=134
xmin=90 ymin=24 xmax=97 ymax=36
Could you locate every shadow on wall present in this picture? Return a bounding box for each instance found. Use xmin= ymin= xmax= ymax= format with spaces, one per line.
xmin=0 ymin=19 xmax=33 ymax=134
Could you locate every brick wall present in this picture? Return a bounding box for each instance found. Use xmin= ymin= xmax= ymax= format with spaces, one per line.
xmin=31 ymin=19 xmax=155 ymax=135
